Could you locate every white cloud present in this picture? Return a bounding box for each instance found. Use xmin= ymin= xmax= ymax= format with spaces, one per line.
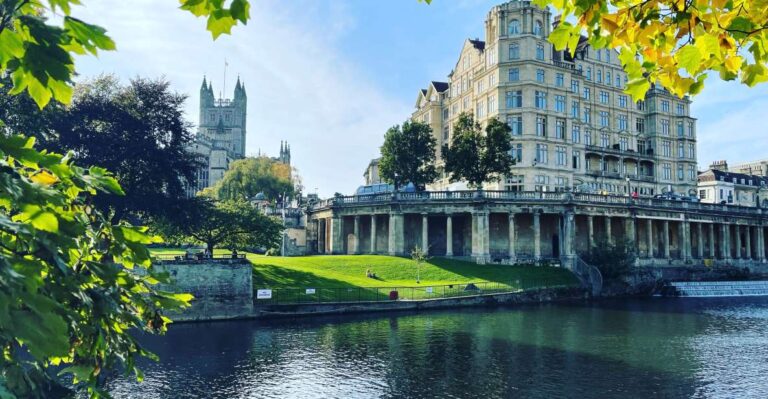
xmin=71 ymin=0 xmax=410 ymax=197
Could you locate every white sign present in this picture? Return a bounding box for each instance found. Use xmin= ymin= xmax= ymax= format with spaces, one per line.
xmin=305 ymin=288 xmax=316 ymax=295
xmin=426 ymin=287 xmax=433 ymax=294
xmin=257 ymin=289 xmax=273 ymax=299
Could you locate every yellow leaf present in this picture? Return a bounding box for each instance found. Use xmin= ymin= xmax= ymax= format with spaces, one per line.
xmin=724 ymin=55 xmax=743 ymax=73
xmin=30 ymin=171 xmax=59 ymax=185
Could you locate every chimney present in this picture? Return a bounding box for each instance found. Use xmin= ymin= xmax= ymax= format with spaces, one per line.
xmin=709 ymin=160 xmax=729 ymax=171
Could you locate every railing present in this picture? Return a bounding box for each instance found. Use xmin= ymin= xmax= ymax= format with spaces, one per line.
xmin=153 ymin=253 xmax=248 ymax=263
xmin=585 ymin=145 xmax=655 ymax=159
xmin=253 ymin=278 xmax=572 ymax=306
xmin=307 ymin=190 xmax=765 ymax=215
xmin=553 ymin=60 xmax=583 ymax=75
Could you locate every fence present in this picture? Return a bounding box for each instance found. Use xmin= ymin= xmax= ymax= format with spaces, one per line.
xmin=153 ymin=253 xmax=248 ymax=263
xmin=253 ymin=278 xmax=573 ymax=306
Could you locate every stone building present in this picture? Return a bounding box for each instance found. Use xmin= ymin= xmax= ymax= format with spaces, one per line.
xmin=188 ymin=76 xmax=247 ymax=194
xmin=305 ymin=191 xmax=768 ymax=272
xmin=364 ymin=158 xmax=382 ymax=185
xmin=698 ymin=161 xmax=768 ymax=207
xmin=730 ymin=158 xmax=768 ymax=177
xmin=412 ymin=0 xmax=698 ymax=197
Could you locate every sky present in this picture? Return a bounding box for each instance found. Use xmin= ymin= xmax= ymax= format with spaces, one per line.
xmin=71 ymin=0 xmax=768 ymax=197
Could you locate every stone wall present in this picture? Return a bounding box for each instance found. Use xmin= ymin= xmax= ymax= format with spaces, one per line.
xmin=154 ymin=259 xmax=253 ymax=321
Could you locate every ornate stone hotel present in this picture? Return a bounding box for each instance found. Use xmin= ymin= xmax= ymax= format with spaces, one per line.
xmin=413 ymin=0 xmax=697 ymax=196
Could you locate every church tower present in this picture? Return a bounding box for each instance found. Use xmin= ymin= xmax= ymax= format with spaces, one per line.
xmin=279 ymin=141 xmax=291 ymax=165
xmin=189 ymin=74 xmax=248 ymax=193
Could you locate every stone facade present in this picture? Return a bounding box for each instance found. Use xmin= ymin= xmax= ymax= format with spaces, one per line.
xmin=364 ymin=158 xmax=382 ymax=185
xmin=413 ymin=0 xmax=697 ymax=197
xmin=306 ymin=191 xmax=768 ymax=273
xmin=154 ymin=259 xmax=253 ymax=321
xmin=188 ymin=76 xmax=247 ymax=194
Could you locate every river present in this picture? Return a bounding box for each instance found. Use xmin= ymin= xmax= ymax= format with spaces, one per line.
xmin=106 ymin=297 xmax=768 ymax=398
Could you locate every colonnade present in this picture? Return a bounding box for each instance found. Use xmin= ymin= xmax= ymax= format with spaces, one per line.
xmin=312 ymin=209 xmax=768 ymax=265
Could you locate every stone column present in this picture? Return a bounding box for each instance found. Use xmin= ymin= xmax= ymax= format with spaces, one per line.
xmin=508 ymin=212 xmax=516 ymax=261
xmin=330 ymin=216 xmax=344 ymax=254
xmin=370 ymin=215 xmax=377 ymax=254
xmin=388 ymin=212 xmax=404 ymax=256
xmin=681 ymin=221 xmax=691 ymax=261
xmin=588 ymin=215 xmax=595 ymax=247
xmin=471 ymin=211 xmax=490 ymax=261
xmin=735 ymin=225 xmax=742 ymax=259
xmin=746 ymin=225 xmax=752 ymax=260
xmin=605 ymin=216 xmax=613 ymax=244
xmin=697 ymin=223 xmax=704 ymax=259
xmin=353 ymin=215 xmax=360 ymax=254
xmin=625 ymin=217 xmax=636 ymax=246
xmin=663 ymin=220 xmax=670 ymax=259
xmin=647 ymin=219 xmax=654 ymax=258
xmin=421 ymin=213 xmax=429 ymax=254
xmin=446 ymin=214 xmax=454 ymax=257
xmin=759 ymin=226 xmax=766 ymax=262
xmin=708 ymin=223 xmax=715 ymax=259
xmin=563 ymin=211 xmax=575 ymax=257
xmin=722 ymin=224 xmax=731 ymax=261
xmin=534 ymin=212 xmax=542 ymax=260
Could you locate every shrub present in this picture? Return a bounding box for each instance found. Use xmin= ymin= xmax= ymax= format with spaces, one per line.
xmin=582 ymin=238 xmax=636 ymax=280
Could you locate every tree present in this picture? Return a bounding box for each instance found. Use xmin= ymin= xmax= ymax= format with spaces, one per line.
xmin=204 ymin=156 xmax=294 ymax=203
xmin=442 ymin=113 xmax=514 ymax=189
xmin=50 ymin=75 xmax=199 ymax=223
xmin=379 ymin=120 xmax=438 ymax=190
xmin=0 ymin=135 xmax=192 ymax=397
xmin=411 ymin=0 xmax=768 ymax=99
xmin=411 ymin=246 xmax=429 ymax=284
xmin=157 ymin=198 xmax=283 ymax=254
xmin=0 ymin=1 xmax=251 ymax=397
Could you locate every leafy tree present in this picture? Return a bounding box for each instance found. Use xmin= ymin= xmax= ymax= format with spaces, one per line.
xmin=156 ymin=198 xmax=283 ymax=253
xmin=203 ymin=156 xmax=294 ymax=203
xmin=0 ymin=0 xmax=250 ymax=109
xmin=413 ymin=0 xmax=768 ymax=99
xmin=379 ymin=120 xmax=438 ymax=190
xmin=442 ymin=114 xmax=514 ymax=188
xmin=0 ymin=0 xmax=251 ymax=397
xmin=582 ymin=238 xmax=637 ymax=280
xmin=0 ymin=135 xmax=192 ymax=397
xmin=44 ymin=75 xmax=199 ymax=223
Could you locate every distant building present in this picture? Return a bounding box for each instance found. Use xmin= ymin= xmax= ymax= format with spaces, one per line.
xmin=412 ymin=0 xmax=698 ymax=196
xmin=730 ymin=158 xmax=768 ymax=177
xmin=698 ymin=160 xmax=768 ymax=207
xmin=364 ymin=158 xmax=382 ymax=185
xmin=188 ymin=76 xmax=247 ymax=195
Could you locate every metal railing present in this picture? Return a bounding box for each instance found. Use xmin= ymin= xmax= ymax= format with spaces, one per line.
xmin=153 ymin=253 xmax=248 ymax=263
xmin=253 ymin=278 xmax=573 ymax=306
xmin=307 ymin=190 xmax=765 ymax=216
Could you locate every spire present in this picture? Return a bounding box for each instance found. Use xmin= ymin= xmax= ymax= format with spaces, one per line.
xmin=201 ymin=76 xmax=208 ymax=91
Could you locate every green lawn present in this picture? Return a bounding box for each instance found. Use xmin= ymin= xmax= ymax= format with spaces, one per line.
xmin=249 ymin=255 xmax=577 ymax=289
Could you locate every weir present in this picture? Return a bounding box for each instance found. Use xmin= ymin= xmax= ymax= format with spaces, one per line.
xmin=663 ymin=281 xmax=768 ymax=297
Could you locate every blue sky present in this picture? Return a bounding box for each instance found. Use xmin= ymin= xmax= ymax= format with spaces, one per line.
xmin=72 ymin=0 xmax=768 ymax=197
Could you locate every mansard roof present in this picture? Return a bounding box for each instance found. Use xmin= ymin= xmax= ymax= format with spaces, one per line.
xmin=699 ymin=169 xmax=768 ymax=186
xmin=431 ymin=81 xmax=449 ymax=92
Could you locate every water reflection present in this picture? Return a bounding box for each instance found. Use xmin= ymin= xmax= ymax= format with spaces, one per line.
xmin=107 ymin=298 xmax=768 ymax=398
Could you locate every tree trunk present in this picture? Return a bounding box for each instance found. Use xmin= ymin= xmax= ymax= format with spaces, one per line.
xmin=207 ymin=241 xmax=214 ymax=254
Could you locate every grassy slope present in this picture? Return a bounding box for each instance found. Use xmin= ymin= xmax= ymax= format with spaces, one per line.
xmin=248 ymin=255 xmax=577 ymax=289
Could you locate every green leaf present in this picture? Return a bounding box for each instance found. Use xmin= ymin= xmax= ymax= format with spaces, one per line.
xmin=677 ymin=45 xmax=702 ymax=75
xmin=12 ymin=310 xmax=69 ymax=359
xmin=0 ymin=30 xmax=25 ymax=66
xmin=206 ymin=10 xmax=236 ymax=39
xmin=625 ymin=78 xmax=650 ymax=102
xmin=30 ymin=210 xmax=59 ymax=233
xmin=230 ymin=0 xmax=250 ymax=24
xmin=64 ymin=17 xmax=116 ymax=54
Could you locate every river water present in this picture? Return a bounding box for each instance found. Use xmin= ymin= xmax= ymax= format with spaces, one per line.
xmin=106 ymin=298 xmax=768 ymax=398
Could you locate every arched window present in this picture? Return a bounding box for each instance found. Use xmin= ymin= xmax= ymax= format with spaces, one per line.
xmin=586 ymin=67 xmax=592 ymax=81
xmin=597 ymin=70 xmax=602 ymax=83
xmin=509 ymin=19 xmax=520 ymax=35
xmin=534 ymin=20 xmax=543 ymax=36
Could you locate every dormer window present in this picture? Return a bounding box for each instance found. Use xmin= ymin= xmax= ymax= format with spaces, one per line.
xmin=509 ymin=19 xmax=520 ymax=35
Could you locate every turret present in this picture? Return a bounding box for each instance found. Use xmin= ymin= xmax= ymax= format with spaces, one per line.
xmin=200 ymin=76 xmax=215 ymax=107
xmin=234 ymin=76 xmax=247 ymax=103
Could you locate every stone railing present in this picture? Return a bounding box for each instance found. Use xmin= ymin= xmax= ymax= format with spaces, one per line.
xmin=307 ymin=190 xmax=766 ymax=216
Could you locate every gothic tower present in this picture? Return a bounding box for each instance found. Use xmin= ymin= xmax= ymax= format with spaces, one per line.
xmin=279 ymin=141 xmax=291 ymax=165
xmin=190 ymin=75 xmax=248 ymax=192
